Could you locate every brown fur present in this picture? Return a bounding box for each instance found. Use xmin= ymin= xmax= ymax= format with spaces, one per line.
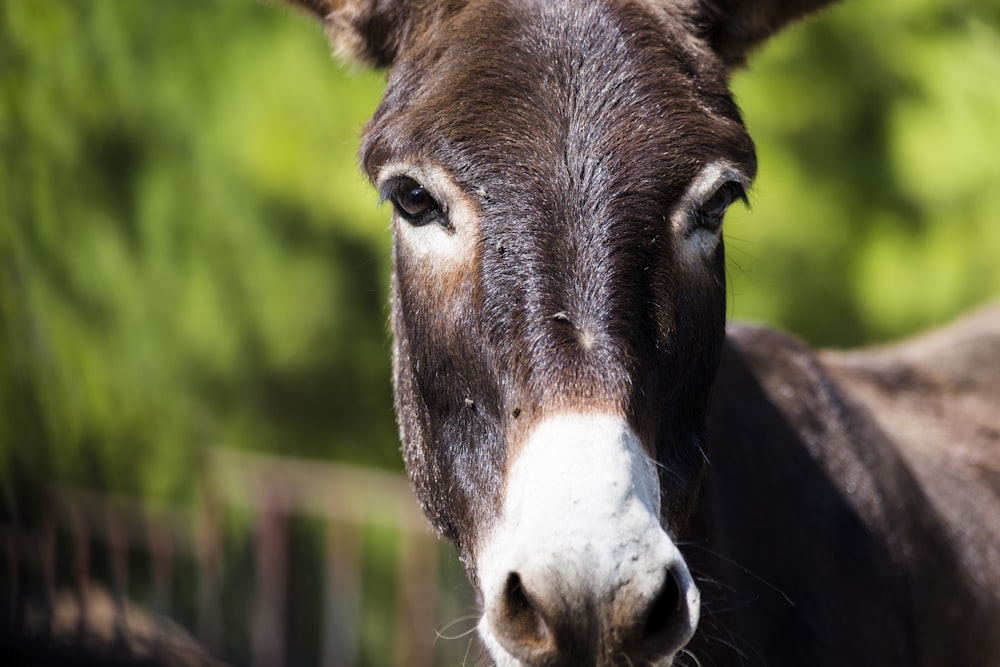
xmin=281 ymin=0 xmax=1000 ymax=664
xmin=695 ymin=308 xmax=1000 ymax=665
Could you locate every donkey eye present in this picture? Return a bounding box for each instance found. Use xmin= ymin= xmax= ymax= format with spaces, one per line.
xmin=696 ymin=181 xmax=746 ymax=231
xmin=385 ymin=177 xmax=441 ymax=225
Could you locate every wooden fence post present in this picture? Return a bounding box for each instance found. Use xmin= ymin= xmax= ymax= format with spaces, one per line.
xmin=69 ymin=504 xmax=90 ymax=639
xmin=323 ymin=521 xmax=360 ymax=667
xmin=41 ymin=509 xmax=56 ymax=636
xmin=106 ymin=509 xmax=129 ymax=643
xmin=197 ymin=491 xmax=223 ymax=656
xmin=394 ymin=529 xmax=437 ymax=667
xmin=149 ymin=517 xmax=174 ymax=657
xmin=252 ymin=482 xmax=288 ymax=667
xmin=4 ymin=528 xmax=18 ymax=624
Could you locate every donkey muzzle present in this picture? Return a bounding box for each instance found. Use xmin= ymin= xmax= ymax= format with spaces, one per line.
xmin=476 ymin=413 xmax=700 ymax=666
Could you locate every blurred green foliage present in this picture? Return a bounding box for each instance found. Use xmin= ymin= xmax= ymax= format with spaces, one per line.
xmin=1 ymin=0 xmax=393 ymax=497
xmin=730 ymin=0 xmax=1000 ymax=343
xmin=1 ymin=0 xmax=999 ymax=498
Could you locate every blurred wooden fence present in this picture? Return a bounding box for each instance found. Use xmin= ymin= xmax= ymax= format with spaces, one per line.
xmin=0 ymin=449 xmax=479 ymax=667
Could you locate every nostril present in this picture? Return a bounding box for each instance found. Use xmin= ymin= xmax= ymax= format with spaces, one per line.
xmin=504 ymin=572 xmax=551 ymax=645
xmin=644 ymin=568 xmax=681 ymax=639
xmin=490 ymin=572 xmax=557 ymax=662
xmin=640 ymin=567 xmax=694 ymax=656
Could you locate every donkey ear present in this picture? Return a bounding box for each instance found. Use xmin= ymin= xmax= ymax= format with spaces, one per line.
xmin=284 ymin=0 xmax=413 ymax=68
xmin=689 ymin=0 xmax=840 ymax=68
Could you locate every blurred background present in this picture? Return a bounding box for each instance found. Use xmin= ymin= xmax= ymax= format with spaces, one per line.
xmin=1 ymin=0 xmax=998 ymax=665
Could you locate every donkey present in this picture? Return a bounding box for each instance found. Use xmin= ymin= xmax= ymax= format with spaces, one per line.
xmin=283 ymin=0 xmax=1000 ymax=665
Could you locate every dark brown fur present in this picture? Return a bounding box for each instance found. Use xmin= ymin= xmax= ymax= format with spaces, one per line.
xmin=282 ymin=0 xmax=1000 ymax=664
xmin=694 ymin=307 xmax=1000 ymax=665
xmin=362 ymin=0 xmax=754 ymax=564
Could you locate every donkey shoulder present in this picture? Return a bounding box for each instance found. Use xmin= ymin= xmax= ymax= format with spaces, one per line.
xmin=708 ymin=308 xmax=1000 ymax=666
xmin=717 ymin=306 xmax=1000 ymax=554
xmin=821 ymin=304 xmax=1000 ymax=588
xmin=720 ymin=304 xmax=1000 ymax=455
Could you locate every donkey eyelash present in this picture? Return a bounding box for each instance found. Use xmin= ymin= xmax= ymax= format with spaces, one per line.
xmin=694 ymin=180 xmax=749 ymax=232
xmin=673 ymin=162 xmax=752 ymax=237
xmin=381 ymin=176 xmax=451 ymax=229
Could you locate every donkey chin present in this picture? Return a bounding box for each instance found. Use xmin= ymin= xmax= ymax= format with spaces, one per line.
xmin=475 ymin=413 xmax=700 ymax=667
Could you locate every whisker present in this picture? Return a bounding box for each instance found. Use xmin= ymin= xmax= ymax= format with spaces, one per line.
xmin=682 ymin=542 xmax=796 ymax=608
xmin=685 ymin=567 xmax=738 ymax=596
xmin=464 ymin=637 xmax=492 ymax=667
xmin=436 ymin=614 xmax=482 ymax=641
xmin=699 ymin=629 xmax=755 ymax=663
xmin=677 ymin=646 xmax=704 ymax=667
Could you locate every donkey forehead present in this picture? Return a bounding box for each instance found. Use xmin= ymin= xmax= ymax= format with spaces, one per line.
xmin=361 ymin=0 xmax=755 ymax=186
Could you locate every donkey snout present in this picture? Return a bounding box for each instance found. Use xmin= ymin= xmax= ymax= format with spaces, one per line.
xmin=485 ymin=553 xmax=699 ymax=665
xmin=476 ymin=413 xmax=700 ymax=666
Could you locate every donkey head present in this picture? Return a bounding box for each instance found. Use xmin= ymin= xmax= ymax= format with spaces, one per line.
xmin=287 ymin=0 xmax=833 ymax=664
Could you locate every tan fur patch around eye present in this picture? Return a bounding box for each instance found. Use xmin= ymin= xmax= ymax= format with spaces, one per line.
xmin=385 ymin=163 xmax=484 ymax=352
